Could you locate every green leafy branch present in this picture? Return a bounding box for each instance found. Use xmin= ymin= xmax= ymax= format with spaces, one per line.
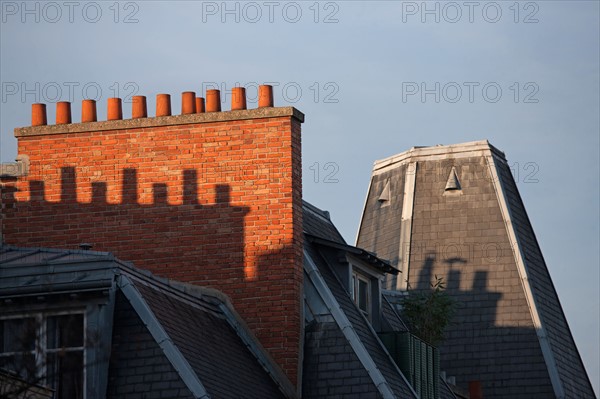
xmin=400 ymin=276 xmax=456 ymax=346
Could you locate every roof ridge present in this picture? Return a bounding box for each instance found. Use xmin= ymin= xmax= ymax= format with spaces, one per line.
xmin=302 ymin=200 xmax=331 ymax=221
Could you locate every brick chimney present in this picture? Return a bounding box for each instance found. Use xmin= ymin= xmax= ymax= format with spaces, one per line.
xmin=0 ymin=85 xmax=305 ymax=388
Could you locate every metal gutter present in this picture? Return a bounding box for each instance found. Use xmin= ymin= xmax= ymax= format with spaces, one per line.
xmin=117 ymin=275 xmax=210 ymax=399
xmin=306 ymin=234 xmax=398 ymax=274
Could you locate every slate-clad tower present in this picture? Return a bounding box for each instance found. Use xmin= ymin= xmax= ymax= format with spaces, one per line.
xmin=356 ymin=140 xmax=595 ymax=398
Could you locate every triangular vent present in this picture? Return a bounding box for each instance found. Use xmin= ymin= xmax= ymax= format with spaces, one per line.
xmin=378 ymin=180 xmax=391 ymax=204
xmin=445 ymin=167 xmax=461 ymax=191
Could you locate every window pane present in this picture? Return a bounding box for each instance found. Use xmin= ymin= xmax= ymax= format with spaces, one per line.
xmin=0 ymin=353 xmax=36 ymax=380
xmin=0 ymin=318 xmax=37 ymax=352
xmin=47 ymin=314 xmax=84 ymax=349
xmin=358 ymin=279 xmax=368 ymax=312
xmin=47 ymin=351 xmax=84 ymax=399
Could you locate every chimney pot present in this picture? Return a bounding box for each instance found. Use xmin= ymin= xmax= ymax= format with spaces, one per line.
xmin=258 ymin=85 xmax=274 ymax=107
xmin=31 ymin=103 xmax=47 ymax=126
xmin=56 ymin=101 xmax=72 ymax=124
xmin=181 ymin=91 xmax=196 ymax=114
xmin=156 ymin=94 xmax=172 ymax=117
xmin=231 ymin=87 xmax=247 ymax=111
xmin=107 ymin=98 xmax=123 ymax=120
xmin=206 ymin=89 xmax=221 ymax=112
xmin=196 ymin=97 xmax=205 ymax=113
xmin=81 ymin=99 xmax=97 ymax=123
xmin=132 ymin=95 xmax=147 ymax=118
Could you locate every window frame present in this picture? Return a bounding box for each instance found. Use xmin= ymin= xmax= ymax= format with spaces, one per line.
xmin=0 ymin=310 xmax=87 ymax=398
xmin=352 ymin=271 xmax=371 ymax=320
xmin=347 ymin=254 xmax=386 ymax=330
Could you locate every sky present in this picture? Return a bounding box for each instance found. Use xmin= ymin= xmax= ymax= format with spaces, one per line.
xmin=1 ymin=0 xmax=598 ymax=393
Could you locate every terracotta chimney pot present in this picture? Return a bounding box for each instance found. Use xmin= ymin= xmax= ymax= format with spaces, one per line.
xmin=181 ymin=91 xmax=196 ymax=114
xmin=258 ymin=85 xmax=274 ymax=108
xmin=107 ymin=98 xmax=123 ymax=120
xmin=56 ymin=101 xmax=72 ymax=124
xmin=206 ymin=90 xmax=221 ymax=112
xmin=231 ymin=87 xmax=247 ymax=111
xmin=156 ymin=94 xmax=172 ymax=117
xmin=31 ymin=103 xmax=47 ymax=126
xmin=132 ymin=96 xmax=147 ymax=118
xmin=196 ymin=97 xmax=205 ymax=113
xmin=81 ymin=99 xmax=97 ymax=123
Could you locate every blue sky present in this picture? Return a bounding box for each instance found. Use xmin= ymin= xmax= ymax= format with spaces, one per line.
xmin=1 ymin=0 xmax=598 ymax=393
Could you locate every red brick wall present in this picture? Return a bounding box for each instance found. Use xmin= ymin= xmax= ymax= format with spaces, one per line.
xmin=1 ymin=109 xmax=304 ymax=387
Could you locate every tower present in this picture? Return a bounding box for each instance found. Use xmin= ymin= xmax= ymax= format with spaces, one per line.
xmin=357 ymin=140 xmax=595 ymax=398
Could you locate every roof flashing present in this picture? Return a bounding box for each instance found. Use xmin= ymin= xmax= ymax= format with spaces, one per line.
xmin=372 ymin=140 xmax=506 ymax=174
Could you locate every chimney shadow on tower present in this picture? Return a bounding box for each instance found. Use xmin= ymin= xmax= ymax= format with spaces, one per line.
xmin=407 ymin=249 xmax=559 ymax=396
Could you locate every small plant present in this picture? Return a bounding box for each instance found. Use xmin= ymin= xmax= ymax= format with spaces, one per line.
xmin=400 ymin=276 xmax=456 ymax=346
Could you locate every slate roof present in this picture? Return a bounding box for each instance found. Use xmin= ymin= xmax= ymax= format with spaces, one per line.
xmin=0 ymin=246 xmax=118 ymax=265
xmin=302 ymin=200 xmax=346 ymax=243
xmin=381 ymin=294 xmax=409 ymax=333
xmin=0 ymin=246 xmax=123 ymax=301
xmin=134 ymin=281 xmax=285 ymax=399
xmin=494 ymin=158 xmax=596 ymax=397
xmin=0 ymin=244 xmax=291 ymax=399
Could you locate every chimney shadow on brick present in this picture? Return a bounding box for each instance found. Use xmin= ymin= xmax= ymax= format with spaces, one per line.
xmin=1 ymin=166 xmax=255 ymax=285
